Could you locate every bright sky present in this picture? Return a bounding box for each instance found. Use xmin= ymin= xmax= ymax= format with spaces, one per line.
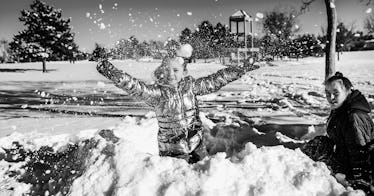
xmin=0 ymin=0 xmax=373 ymax=51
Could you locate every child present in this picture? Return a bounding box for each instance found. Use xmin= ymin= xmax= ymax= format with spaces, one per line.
xmin=301 ymin=72 xmax=374 ymax=194
xmin=96 ymin=43 xmax=258 ymax=163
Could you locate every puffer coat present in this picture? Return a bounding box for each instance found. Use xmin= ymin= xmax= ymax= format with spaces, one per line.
xmin=97 ymin=60 xmax=258 ymax=157
xmin=326 ymin=89 xmax=374 ymax=192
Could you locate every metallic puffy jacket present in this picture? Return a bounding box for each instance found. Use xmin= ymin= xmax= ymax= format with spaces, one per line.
xmin=97 ymin=60 xmax=258 ymax=156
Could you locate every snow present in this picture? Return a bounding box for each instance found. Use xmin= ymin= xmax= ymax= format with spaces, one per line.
xmin=330 ymin=2 xmax=336 ymax=9
xmin=176 ymin=43 xmax=193 ymax=58
xmin=256 ymin=12 xmax=264 ymax=19
xmin=366 ymin=8 xmax=372 ymax=14
xmin=0 ymin=51 xmax=373 ymax=195
xmin=187 ymin=12 xmax=192 ymax=16
xmin=0 ymin=116 xmax=361 ymax=196
xmin=99 ymin=22 xmax=106 ymax=29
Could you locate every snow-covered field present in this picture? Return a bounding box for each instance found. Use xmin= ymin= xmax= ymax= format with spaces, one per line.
xmin=0 ymin=51 xmax=373 ymax=195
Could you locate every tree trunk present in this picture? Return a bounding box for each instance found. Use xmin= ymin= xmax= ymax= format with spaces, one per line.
xmin=42 ymin=58 xmax=47 ymax=73
xmin=324 ymin=0 xmax=337 ymax=80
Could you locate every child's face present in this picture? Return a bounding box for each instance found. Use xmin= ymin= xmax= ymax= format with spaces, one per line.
xmin=325 ymin=80 xmax=350 ymax=110
xmin=169 ymin=57 xmax=185 ymax=86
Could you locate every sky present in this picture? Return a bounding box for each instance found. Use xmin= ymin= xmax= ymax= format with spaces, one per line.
xmin=0 ymin=0 xmax=373 ymax=51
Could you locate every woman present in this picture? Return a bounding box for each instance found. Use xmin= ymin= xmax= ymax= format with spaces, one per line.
xmin=302 ymin=72 xmax=374 ymax=194
xmin=96 ymin=43 xmax=259 ymax=163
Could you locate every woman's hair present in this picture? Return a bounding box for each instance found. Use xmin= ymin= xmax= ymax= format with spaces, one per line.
xmin=325 ymin=72 xmax=353 ymax=90
xmin=153 ymin=58 xmax=187 ymax=85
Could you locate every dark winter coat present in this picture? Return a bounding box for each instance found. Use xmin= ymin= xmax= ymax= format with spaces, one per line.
xmin=326 ymin=89 xmax=374 ymax=190
xmin=97 ymin=60 xmax=258 ymax=157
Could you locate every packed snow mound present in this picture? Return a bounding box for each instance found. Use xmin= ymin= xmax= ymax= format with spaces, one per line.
xmin=0 ymin=115 xmax=363 ymax=196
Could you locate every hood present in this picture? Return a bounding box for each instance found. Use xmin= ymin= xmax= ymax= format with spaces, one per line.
xmin=345 ymin=90 xmax=372 ymax=113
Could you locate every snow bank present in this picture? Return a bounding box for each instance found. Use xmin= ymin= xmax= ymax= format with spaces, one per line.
xmin=0 ymin=115 xmax=361 ymax=196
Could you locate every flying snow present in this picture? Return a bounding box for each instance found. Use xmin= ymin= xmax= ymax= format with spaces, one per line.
xmin=330 ymin=2 xmax=336 ymax=8
xmin=86 ymin=12 xmax=90 ymax=18
xmin=99 ymin=23 xmax=106 ymax=29
xmin=366 ymin=8 xmax=372 ymax=14
xmin=256 ymin=12 xmax=264 ymax=19
xmin=187 ymin=12 xmax=192 ymax=16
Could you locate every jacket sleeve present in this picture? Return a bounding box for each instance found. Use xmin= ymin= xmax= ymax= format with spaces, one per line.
xmin=96 ymin=60 xmax=161 ymax=106
xmin=345 ymin=112 xmax=374 ymax=191
xmin=193 ymin=64 xmax=259 ymax=96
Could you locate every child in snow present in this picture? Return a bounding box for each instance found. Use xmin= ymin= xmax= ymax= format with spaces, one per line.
xmin=301 ymin=72 xmax=374 ymax=194
xmin=97 ymin=42 xmax=259 ymax=163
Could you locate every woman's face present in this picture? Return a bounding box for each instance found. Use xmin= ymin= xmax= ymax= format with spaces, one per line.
xmin=325 ymin=80 xmax=350 ymax=110
xmin=168 ymin=57 xmax=185 ymax=86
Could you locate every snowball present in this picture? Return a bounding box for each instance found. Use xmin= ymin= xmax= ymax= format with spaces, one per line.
xmin=176 ymin=44 xmax=193 ymax=58
xmin=99 ymin=23 xmax=106 ymax=29
xmin=187 ymin=12 xmax=192 ymax=16
xmin=256 ymin=12 xmax=264 ymax=19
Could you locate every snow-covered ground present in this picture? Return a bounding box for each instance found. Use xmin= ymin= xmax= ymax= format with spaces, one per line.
xmin=0 ymin=51 xmax=373 ymax=195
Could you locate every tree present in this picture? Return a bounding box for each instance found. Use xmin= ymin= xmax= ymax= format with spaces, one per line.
xmin=335 ymin=22 xmax=356 ymax=60
xmin=192 ymin=21 xmax=216 ymax=62
xmin=262 ymin=10 xmax=299 ymax=59
xmin=0 ymin=39 xmax=10 ymax=63
xmin=292 ymin=34 xmax=323 ymax=58
xmin=179 ymin=28 xmax=193 ymax=44
xmin=300 ymin=0 xmax=337 ymax=79
xmin=364 ymin=14 xmax=374 ymax=34
xmin=212 ymin=23 xmax=234 ymax=64
xmin=91 ymin=43 xmax=107 ymax=61
xmin=138 ymin=41 xmax=152 ymax=57
xmin=9 ymin=0 xmax=78 ymax=72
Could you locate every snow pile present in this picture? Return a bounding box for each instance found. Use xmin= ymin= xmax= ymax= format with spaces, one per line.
xmin=0 ymin=115 xmax=361 ymax=196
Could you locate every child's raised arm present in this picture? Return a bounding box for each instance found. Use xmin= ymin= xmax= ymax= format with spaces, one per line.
xmin=193 ymin=62 xmax=259 ymax=96
xmin=97 ymin=60 xmax=161 ymax=106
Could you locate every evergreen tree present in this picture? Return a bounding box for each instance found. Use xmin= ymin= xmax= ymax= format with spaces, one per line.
xmin=9 ymin=0 xmax=78 ymax=72
xmin=91 ymin=43 xmax=107 ymax=61
xmin=262 ymin=10 xmax=299 ymax=59
xmin=179 ymin=28 xmax=193 ymax=44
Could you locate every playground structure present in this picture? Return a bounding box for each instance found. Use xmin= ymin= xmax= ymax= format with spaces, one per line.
xmin=226 ymin=10 xmax=259 ymax=65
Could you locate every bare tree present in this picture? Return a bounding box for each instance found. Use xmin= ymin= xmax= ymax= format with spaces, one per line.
xmin=300 ymin=0 xmax=337 ymax=80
